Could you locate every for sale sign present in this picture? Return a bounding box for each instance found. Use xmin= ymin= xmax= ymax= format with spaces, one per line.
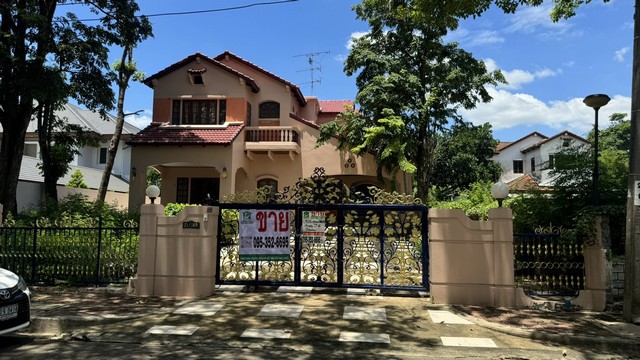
xmin=239 ymin=210 xmax=290 ymax=261
xmin=301 ymin=210 xmax=326 ymax=244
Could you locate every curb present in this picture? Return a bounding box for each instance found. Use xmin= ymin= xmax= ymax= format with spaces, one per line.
xmin=453 ymin=308 xmax=639 ymax=352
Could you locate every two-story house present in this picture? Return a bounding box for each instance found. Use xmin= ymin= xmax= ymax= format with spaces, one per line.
xmin=18 ymin=102 xmax=139 ymax=181
xmin=493 ymin=131 xmax=590 ymax=191
xmin=126 ymin=51 xmax=410 ymax=208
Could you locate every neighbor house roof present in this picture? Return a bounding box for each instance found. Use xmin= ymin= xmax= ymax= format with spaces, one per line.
xmin=213 ymin=51 xmax=307 ymax=106
xmin=520 ymin=131 xmax=589 ymax=153
xmin=1 ymin=103 xmax=140 ymax=137
xmin=143 ymin=52 xmax=260 ymax=93
xmin=494 ymin=132 xmax=548 ymax=153
xmin=507 ymin=174 xmax=552 ymax=192
xmin=19 ymin=156 xmax=129 ymax=193
xmin=319 ymin=100 xmax=354 ymax=114
xmin=126 ymin=123 xmax=245 ymax=146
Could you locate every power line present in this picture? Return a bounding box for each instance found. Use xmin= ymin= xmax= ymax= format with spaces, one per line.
xmin=55 ymin=0 xmax=300 ymax=21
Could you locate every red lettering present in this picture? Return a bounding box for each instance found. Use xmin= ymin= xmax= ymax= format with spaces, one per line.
xmin=268 ymin=211 xmax=278 ymax=232
xmin=278 ymin=211 xmax=289 ymax=232
xmin=256 ymin=211 xmax=267 ymax=232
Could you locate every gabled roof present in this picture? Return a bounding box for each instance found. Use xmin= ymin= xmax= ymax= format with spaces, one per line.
xmin=319 ymin=100 xmax=354 ymax=114
xmin=1 ymin=103 xmax=140 ymax=136
xmin=521 ymin=131 xmax=589 ymax=153
xmin=213 ymin=51 xmax=307 ymax=106
xmin=494 ymin=131 xmax=548 ymax=153
xmin=57 ymin=103 xmax=140 ymax=136
xmin=19 ymin=156 xmax=129 ymax=192
xmin=126 ymin=123 xmax=244 ymax=146
xmin=143 ymin=52 xmax=260 ymax=93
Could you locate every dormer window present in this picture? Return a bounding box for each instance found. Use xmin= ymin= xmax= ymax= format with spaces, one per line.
xmin=188 ymin=68 xmax=207 ymax=85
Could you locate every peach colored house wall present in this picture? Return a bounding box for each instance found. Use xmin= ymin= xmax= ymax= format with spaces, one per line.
xmin=429 ymin=208 xmax=531 ymax=308
xmin=131 ymin=204 xmax=218 ymax=297
xmin=428 ymin=208 xmax=606 ymax=311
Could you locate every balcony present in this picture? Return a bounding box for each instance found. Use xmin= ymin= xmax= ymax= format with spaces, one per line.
xmin=244 ymin=126 xmax=300 ymax=160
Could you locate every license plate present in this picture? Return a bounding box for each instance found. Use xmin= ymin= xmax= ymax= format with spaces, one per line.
xmin=0 ymin=304 xmax=18 ymax=321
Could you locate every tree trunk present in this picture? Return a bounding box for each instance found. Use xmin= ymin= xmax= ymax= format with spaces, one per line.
xmin=97 ymin=46 xmax=132 ymax=204
xmin=38 ymin=102 xmax=59 ymax=203
xmin=0 ymin=109 xmax=31 ymax=218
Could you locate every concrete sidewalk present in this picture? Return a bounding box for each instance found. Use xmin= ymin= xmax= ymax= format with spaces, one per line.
xmin=19 ymin=285 xmax=640 ymax=358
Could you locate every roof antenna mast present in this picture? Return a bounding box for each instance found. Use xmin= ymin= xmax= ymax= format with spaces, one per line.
xmin=294 ymin=51 xmax=329 ymax=96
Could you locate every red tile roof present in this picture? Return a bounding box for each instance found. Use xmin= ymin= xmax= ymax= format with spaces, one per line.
xmin=214 ymin=51 xmax=307 ymax=106
xmin=319 ymin=100 xmax=354 ymax=113
xmin=126 ymin=123 xmax=244 ymax=145
xmin=143 ymin=53 xmax=259 ymax=93
xmin=507 ymin=174 xmax=552 ymax=192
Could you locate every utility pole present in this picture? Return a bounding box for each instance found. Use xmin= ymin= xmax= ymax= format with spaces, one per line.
xmin=624 ymin=0 xmax=640 ymax=324
xmin=294 ymin=51 xmax=329 ymax=95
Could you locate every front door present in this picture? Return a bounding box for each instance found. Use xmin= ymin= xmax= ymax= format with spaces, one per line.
xmin=190 ymin=178 xmax=220 ymax=204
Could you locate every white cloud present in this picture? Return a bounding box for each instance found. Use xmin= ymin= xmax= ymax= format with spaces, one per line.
xmin=347 ymin=31 xmax=368 ymax=50
xmin=446 ymin=28 xmax=504 ymax=47
xmin=125 ymin=110 xmax=152 ymax=130
xmin=484 ymin=58 xmax=561 ymax=89
xmin=505 ymin=4 xmax=580 ymax=39
xmin=614 ymin=47 xmax=630 ymax=62
xmin=461 ymin=89 xmax=631 ymax=135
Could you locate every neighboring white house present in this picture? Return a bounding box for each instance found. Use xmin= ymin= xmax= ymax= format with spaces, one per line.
xmin=16 ymin=156 xmax=130 ymax=212
xmin=492 ymin=131 xmax=590 ymax=190
xmin=0 ymin=103 xmax=140 ymax=212
xmin=14 ymin=103 xmax=140 ymax=181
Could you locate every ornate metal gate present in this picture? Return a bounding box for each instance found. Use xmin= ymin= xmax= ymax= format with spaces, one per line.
xmin=216 ymin=168 xmax=429 ymax=290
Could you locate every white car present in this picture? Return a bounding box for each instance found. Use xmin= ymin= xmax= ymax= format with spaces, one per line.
xmin=0 ymin=268 xmax=31 ymax=335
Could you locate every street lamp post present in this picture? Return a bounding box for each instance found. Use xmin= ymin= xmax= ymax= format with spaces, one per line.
xmin=583 ymin=94 xmax=611 ymax=206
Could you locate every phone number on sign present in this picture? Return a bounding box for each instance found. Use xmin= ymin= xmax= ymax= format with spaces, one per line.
xmin=241 ymin=236 xmax=289 ymax=249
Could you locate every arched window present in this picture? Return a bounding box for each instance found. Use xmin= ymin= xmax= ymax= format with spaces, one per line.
xmin=259 ymin=101 xmax=280 ymax=119
xmin=257 ymin=178 xmax=278 ymax=199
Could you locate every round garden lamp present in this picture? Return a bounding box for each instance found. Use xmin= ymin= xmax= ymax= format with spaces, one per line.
xmin=146 ymin=185 xmax=160 ymax=204
xmin=583 ymin=93 xmax=610 ymax=206
xmin=491 ymin=181 xmax=509 ymax=207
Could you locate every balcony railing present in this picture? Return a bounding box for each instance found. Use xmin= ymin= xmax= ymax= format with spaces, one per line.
xmin=245 ymin=126 xmax=299 ymax=144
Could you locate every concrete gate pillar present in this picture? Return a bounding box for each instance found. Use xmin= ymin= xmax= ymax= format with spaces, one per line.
xmin=131 ymin=204 xmax=219 ymax=297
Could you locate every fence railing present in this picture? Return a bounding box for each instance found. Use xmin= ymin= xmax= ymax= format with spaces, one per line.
xmin=514 ymin=233 xmax=585 ymax=296
xmin=0 ymin=218 xmax=139 ymax=286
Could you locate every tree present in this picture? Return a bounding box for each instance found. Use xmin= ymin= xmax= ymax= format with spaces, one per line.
xmin=96 ymin=1 xmax=152 ymax=204
xmin=0 ymin=1 xmax=148 ymax=218
xmin=431 ymin=122 xmax=501 ymax=200
xmin=318 ymin=1 xmax=505 ymax=202
xmin=67 ymin=170 xmax=89 ymax=189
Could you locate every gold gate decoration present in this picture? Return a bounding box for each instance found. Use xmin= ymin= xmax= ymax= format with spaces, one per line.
xmin=217 ymin=167 xmax=427 ymax=288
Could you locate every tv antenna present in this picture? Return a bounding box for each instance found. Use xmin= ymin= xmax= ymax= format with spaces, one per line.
xmin=294 ymin=51 xmax=329 ymax=95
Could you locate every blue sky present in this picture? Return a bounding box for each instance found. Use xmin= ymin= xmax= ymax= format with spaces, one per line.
xmin=64 ymin=0 xmax=632 ymax=142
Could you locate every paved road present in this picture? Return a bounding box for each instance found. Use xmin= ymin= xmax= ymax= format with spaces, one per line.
xmin=1 ymin=286 xmax=637 ymax=359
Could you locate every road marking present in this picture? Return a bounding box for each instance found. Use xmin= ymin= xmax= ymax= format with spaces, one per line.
xmin=343 ymin=306 xmax=387 ymax=321
xmin=174 ymin=302 xmax=224 ymax=316
xmin=339 ymin=331 xmax=390 ymax=343
xmin=428 ymin=310 xmax=473 ymax=324
xmin=241 ymin=328 xmax=292 ymax=339
xmin=258 ymin=304 xmax=304 ymax=318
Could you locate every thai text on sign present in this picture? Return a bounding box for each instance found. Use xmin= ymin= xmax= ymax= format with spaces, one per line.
xmin=301 ymin=210 xmax=326 ymax=244
xmin=239 ymin=210 xmax=290 ymax=261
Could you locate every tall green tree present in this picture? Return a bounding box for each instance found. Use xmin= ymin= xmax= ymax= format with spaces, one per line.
xmin=431 ymin=122 xmax=501 ymax=200
xmin=96 ymin=0 xmax=152 ymax=204
xmin=318 ymin=1 xmax=505 ymax=201
xmin=0 ymin=1 xmax=148 ymax=216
